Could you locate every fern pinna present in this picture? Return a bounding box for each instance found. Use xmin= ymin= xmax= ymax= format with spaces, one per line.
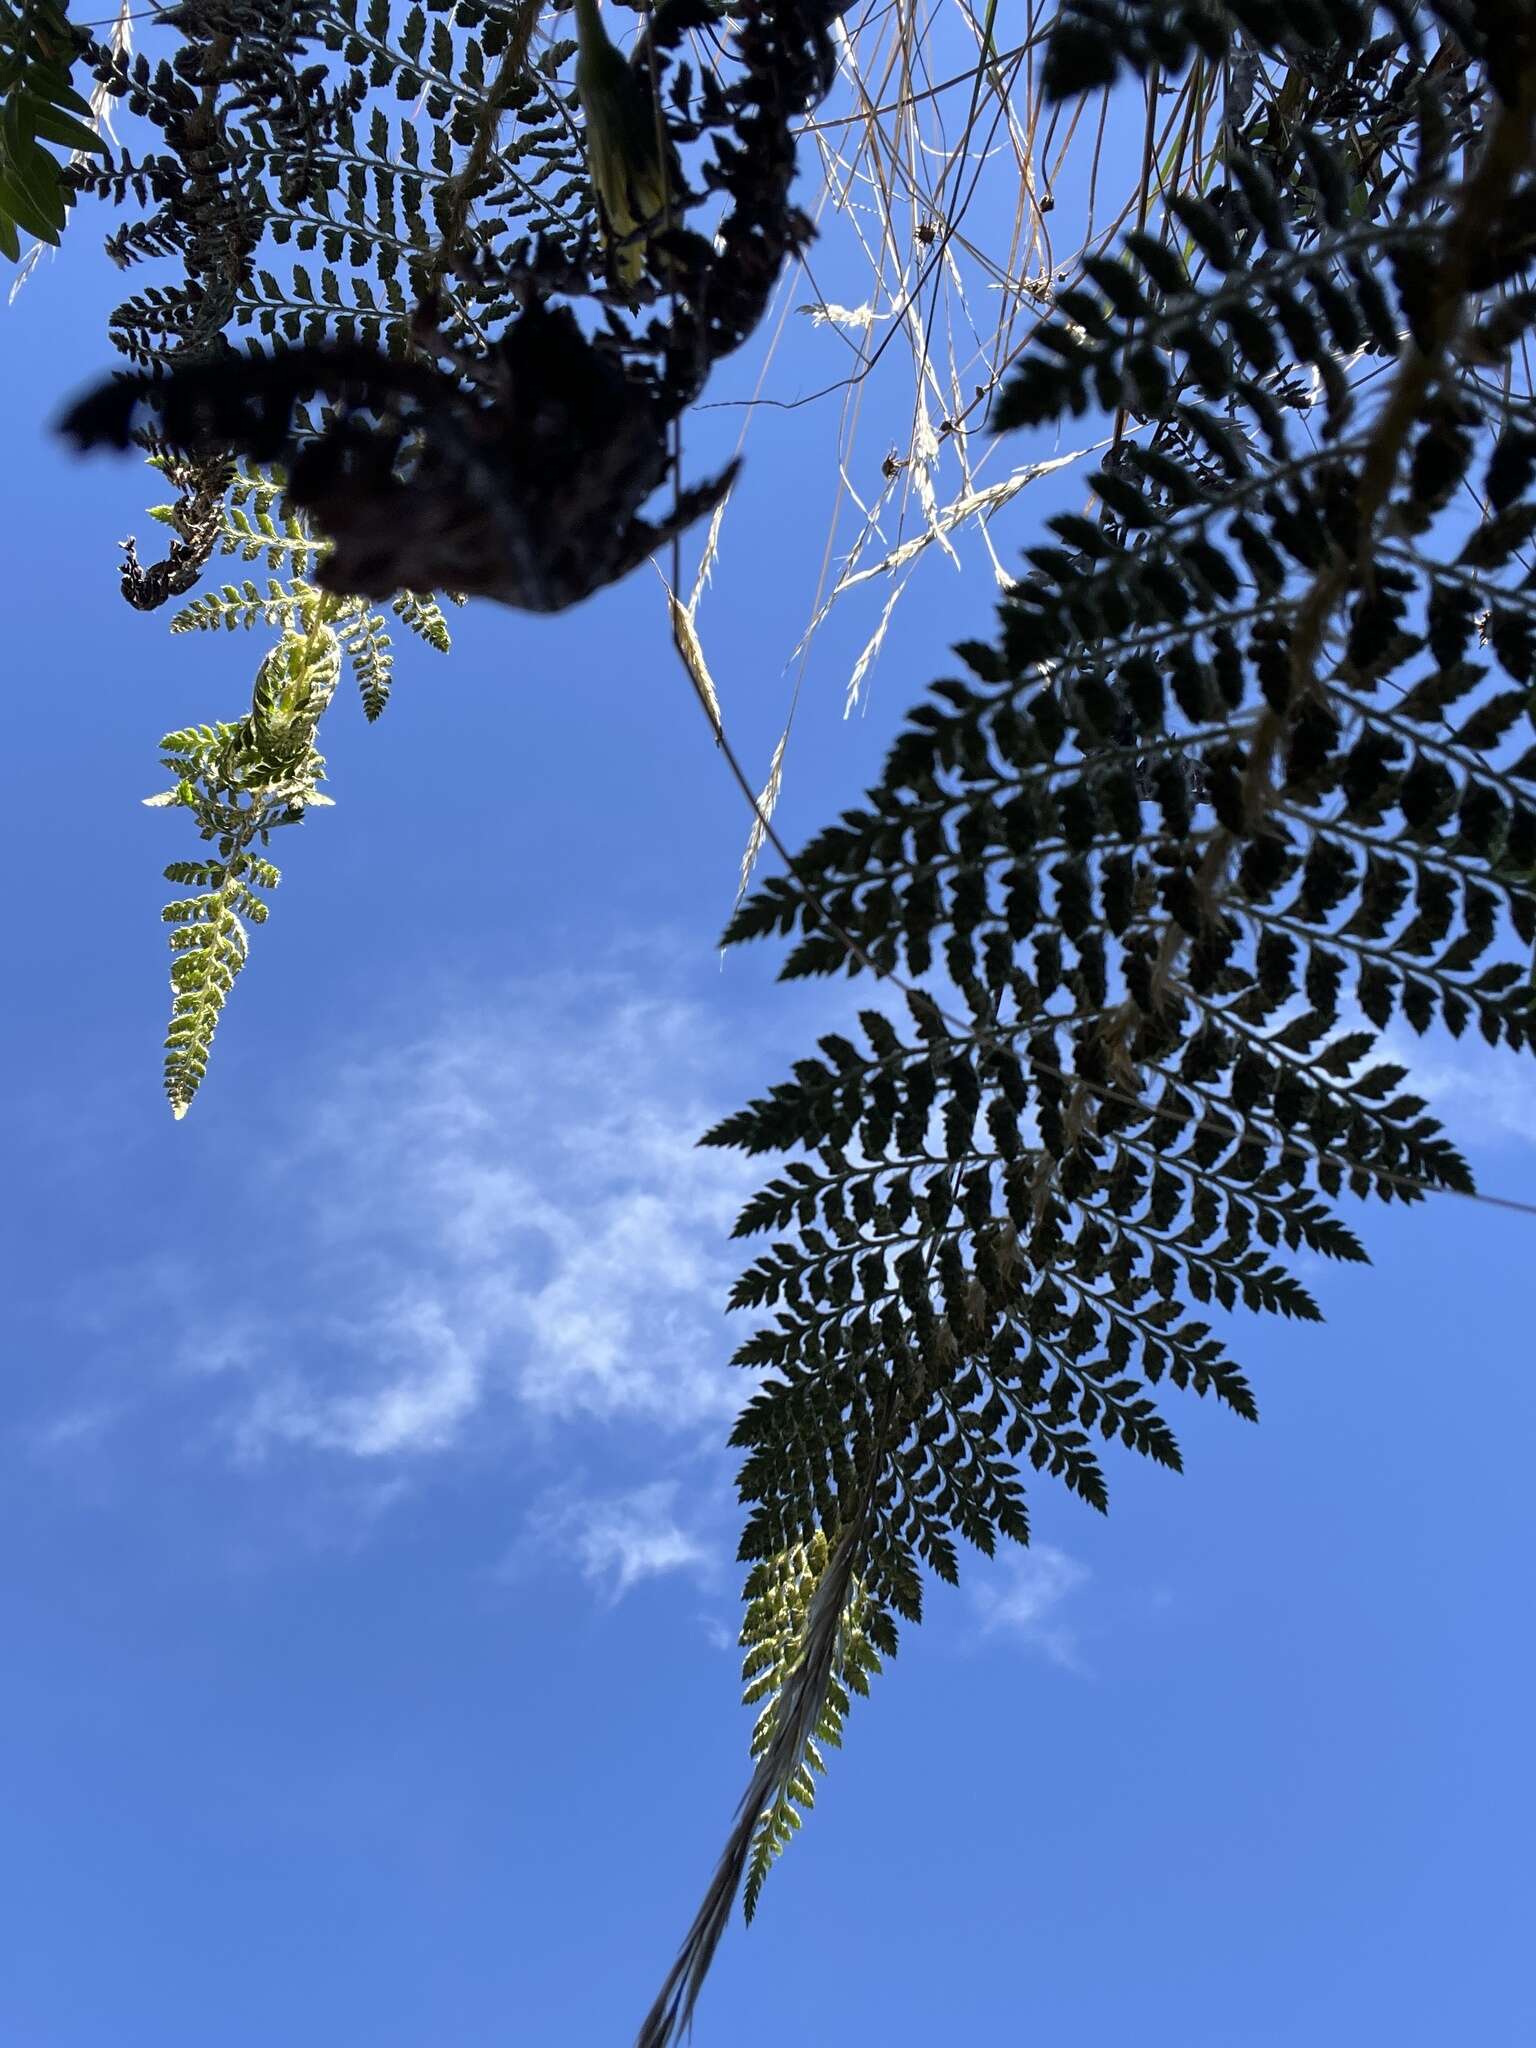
xmin=640 ymin=6 xmax=1536 ymax=2041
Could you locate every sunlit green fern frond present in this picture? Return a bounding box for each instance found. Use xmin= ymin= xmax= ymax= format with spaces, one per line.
xmin=150 ymin=623 xmax=341 ymax=1117
xmin=137 ymin=444 xmax=453 ymax=1092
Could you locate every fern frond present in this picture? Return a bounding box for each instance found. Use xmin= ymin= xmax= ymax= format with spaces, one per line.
xmin=151 ymin=625 xmax=341 ymax=1117
xmin=671 ymin=20 xmax=1536 ymax=2030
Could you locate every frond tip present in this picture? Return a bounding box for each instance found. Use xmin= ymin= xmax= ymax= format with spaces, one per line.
xmin=636 ymin=1520 xmax=884 ymax=2048
xmin=739 ymin=1529 xmax=888 ymax=1922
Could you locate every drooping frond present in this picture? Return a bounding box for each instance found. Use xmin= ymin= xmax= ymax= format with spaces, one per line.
xmin=150 ymin=623 xmax=340 ymax=1116
xmin=642 ymin=6 xmax=1536 ymax=2038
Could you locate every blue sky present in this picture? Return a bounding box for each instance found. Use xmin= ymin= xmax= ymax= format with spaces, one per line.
xmin=4 ymin=55 xmax=1536 ymax=2048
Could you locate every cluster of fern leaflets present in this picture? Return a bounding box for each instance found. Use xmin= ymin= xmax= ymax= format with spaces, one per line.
xmin=638 ymin=6 xmax=1536 ymax=2039
xmin=163 ymin=463 xmax=456 ymax=711
xmin=737 ymin=1527 xmax=888 ymax=1921
xmin=141 ymin=463 xmax=456 ymax=1109
xmin=148 ymin=624 xmax=339 ymax=1116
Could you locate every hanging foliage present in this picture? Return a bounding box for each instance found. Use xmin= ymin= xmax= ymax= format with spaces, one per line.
xmin=9 ymin=4 xmax=1536 ymax=2042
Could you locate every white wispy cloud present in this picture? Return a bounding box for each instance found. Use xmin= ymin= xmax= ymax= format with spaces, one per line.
xmin=1379 ymin=1026 xmax=1536 ymax=1150
xmin=233 ymin=1295 xmax=482 ymax=1458
xmin=170 ymin=970 xmax=759 ymax=1463
xmin=27 ymin=1401 xmax=123 ymax=1455
xmin=515 ymin=1480 xmax=714 ymax=1602
xmin=972 ymin=1544 xmax=1091 ymax=1671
